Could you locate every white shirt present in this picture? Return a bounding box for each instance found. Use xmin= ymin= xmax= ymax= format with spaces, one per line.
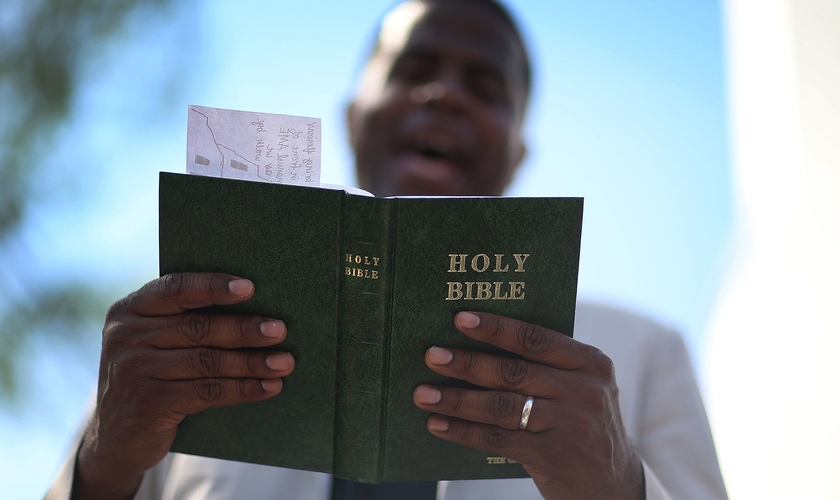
xmin=46 ymin=302 xmax=727 ymax=500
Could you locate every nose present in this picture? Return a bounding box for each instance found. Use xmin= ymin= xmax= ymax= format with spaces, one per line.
xmin=409 ymin=68 xmax=469 ymax=113
xmin=410 ymin=81 xmax=446 ymax=103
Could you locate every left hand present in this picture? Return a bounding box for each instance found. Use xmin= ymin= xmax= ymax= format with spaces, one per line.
xmin=412 ymin=311 xmax=644 ymax=500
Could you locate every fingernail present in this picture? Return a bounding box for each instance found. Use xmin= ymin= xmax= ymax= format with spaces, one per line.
xmin=455 ymin=312 xmax=481 ymax=329
xmin=229 ymin=279 xmax=253 ymax=297
xmin=428 ymin=346 xmax=453 ymax=365
xmin=428 ymin=416 xmax=450 ymax=432
xmin=261 ymin=378 xmax=283 ymax=393
xmin=260 ymin=320 xmax=286 ymax=339
xmin=266 ymin=353 xmax=293 ymax=372
xmin=415 ymin=386 xmax=442 ymax=405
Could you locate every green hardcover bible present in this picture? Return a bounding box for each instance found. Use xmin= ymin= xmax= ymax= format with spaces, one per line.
xmin=159 ymin=172 xmax=583 ymax=483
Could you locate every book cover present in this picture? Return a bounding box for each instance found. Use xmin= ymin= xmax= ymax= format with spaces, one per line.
xmin=159 ymin=172 xmax=583 ymax=483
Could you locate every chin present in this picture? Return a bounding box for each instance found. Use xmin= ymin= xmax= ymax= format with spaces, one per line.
xmin=390 ymin=176 xmax=468 ymax=197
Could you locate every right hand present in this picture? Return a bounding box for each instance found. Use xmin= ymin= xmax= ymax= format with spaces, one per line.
xmin=73 ymin=273 xmax=294 ymax=500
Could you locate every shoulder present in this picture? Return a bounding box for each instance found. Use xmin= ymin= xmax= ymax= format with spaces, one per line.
xmin=572 ymin=301 xmax=694 ymax=438
xmin=574 ymin=301 xmax=683 ymax=348
xmin=573 ymin=300 xmax=689 ymax=367
xmin=573 ymin=303 xmax=727 ymax=499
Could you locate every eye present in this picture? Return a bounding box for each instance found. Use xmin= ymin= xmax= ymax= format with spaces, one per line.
xmin=389 ymin=53 xmax=436 ymax=84
xmin=467 ymin=67 xmax=509 ymax=106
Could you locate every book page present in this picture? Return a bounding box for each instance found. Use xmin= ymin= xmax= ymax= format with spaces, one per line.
xmin=187 ymin=105 xmax=320 ymax=186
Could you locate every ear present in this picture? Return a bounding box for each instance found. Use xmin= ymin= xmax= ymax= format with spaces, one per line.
xmin=346 ymin=101 xmax=360 ymax=149
xmin=504 ymin=135 xmax=527 ymax=190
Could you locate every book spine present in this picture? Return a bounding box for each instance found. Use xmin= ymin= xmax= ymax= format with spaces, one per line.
xmin=334 ymin=195 xmax=395 ymax=482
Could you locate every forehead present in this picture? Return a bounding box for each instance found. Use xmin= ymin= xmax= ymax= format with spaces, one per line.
xmin=378 ymin=1 xmax=526 ymax=84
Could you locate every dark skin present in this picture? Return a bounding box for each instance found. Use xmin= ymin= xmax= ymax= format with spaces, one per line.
xmin=73 ymin=274 xmax=294 ymax=499
xmin=73 ymin=2 xmax=643 ymax=499
xmin=347 ymin=0 xmax=526 ymax=197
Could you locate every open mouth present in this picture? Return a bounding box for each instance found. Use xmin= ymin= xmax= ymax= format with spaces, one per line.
xmin=414 ymin=135 xmax=456 ymax=161
xmin=390 ymin=129 xmax=472 ymax=195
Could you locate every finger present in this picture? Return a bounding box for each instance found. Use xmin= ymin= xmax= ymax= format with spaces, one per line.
xmin=414 ymin=385 xmax=551 ymax=432
xmin=170 ymin=377 xmax=283 ymax=416
xmin=425 ymin=415 xmax=527 ymax=462
xmin=423 ymin=346 xmax=562 ymax=397
xmin=117 ymin=273 xmax=255 ymax=317
xmin=454 ymin=312 xmax=611 ymax=373
xmin=144 ymin=313 xmax=286 ymax=349
xmin=147 ymin=348 xmax=295 ymax=381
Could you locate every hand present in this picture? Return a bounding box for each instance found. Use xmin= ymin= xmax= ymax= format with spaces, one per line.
xmin=73 ymin=273 xmax=295 ymax=500
xmin=412 ymin=311 xmax=643 ymax=500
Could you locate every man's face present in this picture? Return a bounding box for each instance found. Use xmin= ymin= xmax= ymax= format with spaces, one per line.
xmin=348 ymin=1 xmax=528 ymax=197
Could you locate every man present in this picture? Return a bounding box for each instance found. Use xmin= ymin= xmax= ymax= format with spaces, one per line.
xmin=48 ymin=0 xmax=727 ymax=499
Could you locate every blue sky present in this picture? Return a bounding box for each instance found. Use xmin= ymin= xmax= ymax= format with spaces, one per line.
xmin=0 ymin=1 xmax=731 ymax=497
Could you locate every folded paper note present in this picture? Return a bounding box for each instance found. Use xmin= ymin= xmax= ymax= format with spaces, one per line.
xmin=187 ymin=105 xmax=320 ymax=186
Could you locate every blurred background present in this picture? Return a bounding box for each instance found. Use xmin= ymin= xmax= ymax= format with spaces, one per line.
xmin=0 ymin=0 xmax=836 ymax=498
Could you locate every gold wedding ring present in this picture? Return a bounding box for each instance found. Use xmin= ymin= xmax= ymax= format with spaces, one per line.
xmin=519 ymin=396 xmax=534 ymax=430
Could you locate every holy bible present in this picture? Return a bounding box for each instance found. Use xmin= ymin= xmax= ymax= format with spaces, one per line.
xmin=159 ymin=172 xmax=583 ymax=483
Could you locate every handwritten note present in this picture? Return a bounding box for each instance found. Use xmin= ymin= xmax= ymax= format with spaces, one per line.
xmin=187 ymin=105 xmax=321 ymax=186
